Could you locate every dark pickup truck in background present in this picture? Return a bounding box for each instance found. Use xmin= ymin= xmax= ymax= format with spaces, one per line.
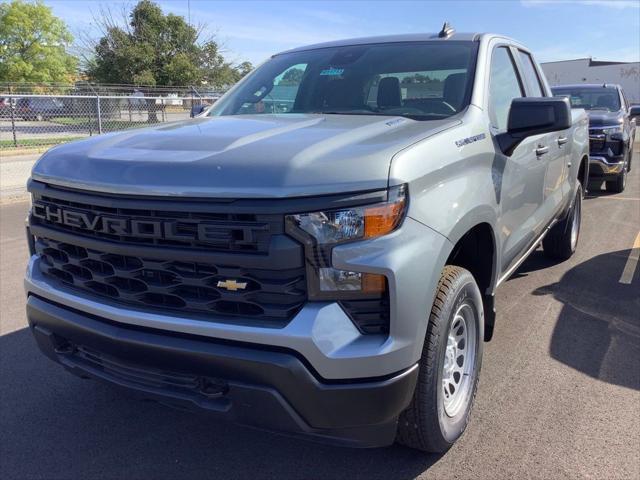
xmin=552 ymin=84 xmax=639 ymax=193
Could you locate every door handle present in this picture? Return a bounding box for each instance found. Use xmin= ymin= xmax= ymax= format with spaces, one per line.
xmin=557 ymin=136 xmax=568 ymax=146
xmin=535 ymin=145 xmax=549 ymax=156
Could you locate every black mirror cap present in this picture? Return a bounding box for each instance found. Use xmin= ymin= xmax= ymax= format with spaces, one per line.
xmin=498 ymin=97 xmax=571 ymax=156
xmin=190 ymin=104 xmax=207 ymax=117
xmin=630 ymin=105 xmax=640 ymax=119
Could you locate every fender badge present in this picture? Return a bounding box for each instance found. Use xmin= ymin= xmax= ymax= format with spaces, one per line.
xmin=455 ymin=133 xmax=486 ymax=148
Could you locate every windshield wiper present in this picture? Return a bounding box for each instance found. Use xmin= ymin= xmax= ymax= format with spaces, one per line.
xmin=312 ymin=110 xmax=389 ymax=116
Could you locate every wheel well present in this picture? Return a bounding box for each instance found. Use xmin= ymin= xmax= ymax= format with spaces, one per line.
xmin=578 ymin=155 xmax=588 ymax=190
xmin=446 ymin=223 xmax=496 ymax=341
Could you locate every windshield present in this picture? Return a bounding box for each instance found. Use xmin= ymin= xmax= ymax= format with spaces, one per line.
xmin=551 ymin=87 xmax=621 ymax=112
xmin=209 ymin=42 xmax=477 ymax=120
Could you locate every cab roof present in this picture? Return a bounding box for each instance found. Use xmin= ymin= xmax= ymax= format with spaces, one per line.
xmin=551 ymin=83 xmax=621 ymax=90
xmin=274 ymin=32 xmax=484 ymax=57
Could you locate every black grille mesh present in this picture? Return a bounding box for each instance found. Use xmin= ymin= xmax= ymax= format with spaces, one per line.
xmin=589 ymin=138 xmax=605 ymax=152
xmin=36 ymin=237 xmax=306 ymax=323
xmin=340 ymin=298 xmax=390 ymax=334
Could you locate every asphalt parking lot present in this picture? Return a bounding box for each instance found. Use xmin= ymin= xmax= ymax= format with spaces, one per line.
xmin=1 ymin=144 xmax=639 ymax=479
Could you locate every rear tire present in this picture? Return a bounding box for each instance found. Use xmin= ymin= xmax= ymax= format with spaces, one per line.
xmin=396 ymin=266 xmax=483 ymax=453
xmin=543 ymin=183 xmax=582 ymax=260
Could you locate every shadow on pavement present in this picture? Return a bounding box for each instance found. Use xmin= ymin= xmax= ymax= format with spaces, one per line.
xmin=531 ymin=249 xmax=639 ymax=390
xmin=0 ymin=327 xmax=440 ymax=480
xmin=508 ymin=247 xmax=557 ymax=278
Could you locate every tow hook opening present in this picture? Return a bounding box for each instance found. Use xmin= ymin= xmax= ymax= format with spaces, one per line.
xmin=198 ymin=377 xmax=229 ymax=398
xmin=53 ymin=337 xmax=76 ymax=355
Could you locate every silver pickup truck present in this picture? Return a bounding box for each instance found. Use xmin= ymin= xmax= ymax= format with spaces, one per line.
xmin=24 ymin=29 xmax=588 ymax=452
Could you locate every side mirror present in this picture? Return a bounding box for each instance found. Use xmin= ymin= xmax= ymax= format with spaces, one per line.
xmin=497 ymin=97 xmax=571 ymax=156
xmin=629 ymin=105 xmax=640 ymax=121
xmin=190 ymin=104 xmax=208 ymax=117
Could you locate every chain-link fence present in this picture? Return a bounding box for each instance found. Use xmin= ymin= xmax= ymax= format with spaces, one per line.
xmin=0 ymin=93 xmax=221 ymax=151
xmin=1 ymin=82 xmax=226 ymax=97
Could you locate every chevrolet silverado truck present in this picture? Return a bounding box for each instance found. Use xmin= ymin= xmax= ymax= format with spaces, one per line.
xmin=25 ymin=29 xmax=588 ymax=453
xmin=552 ymin=83 xmax=637 ymax=193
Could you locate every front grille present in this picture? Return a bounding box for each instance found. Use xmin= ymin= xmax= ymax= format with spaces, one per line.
xmin=36 ymin=237 xmax=306 ymax=322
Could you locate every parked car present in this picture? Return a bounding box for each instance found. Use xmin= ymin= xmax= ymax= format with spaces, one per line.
xmin=552 ymin=84 xmax=637 ymax=193
xmin=25 ymin=28 xmax=588 ymax=453
xmin=0 ymin=97 xmax=16 ymax=118
xmin=16 ymin=97 xmax=68 ymax=121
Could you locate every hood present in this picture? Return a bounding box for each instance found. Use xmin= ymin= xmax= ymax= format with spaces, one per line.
xmin=587 ymin=110 xmax=623 ymax=128
xmin=31 ymin=114 xmax=458 ymax=198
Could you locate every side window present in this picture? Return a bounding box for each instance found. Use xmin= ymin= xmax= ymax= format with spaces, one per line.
xmin=489 ymin=47 xmax=524 ymax=131
xmin=517 ymin=51 xmax=545 ymax=97
xmin=620 ymin=89 xmax=628 ymax=112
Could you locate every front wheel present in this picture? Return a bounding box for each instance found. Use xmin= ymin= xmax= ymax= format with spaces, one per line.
xmin=396 ymin=266 xmax=483 ymax=453
xmin=606 ymin=163 xmax=626 ymax=193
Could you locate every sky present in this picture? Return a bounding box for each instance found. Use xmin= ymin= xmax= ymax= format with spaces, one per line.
xmin=44 ymin=0 xmax=640 ymax=66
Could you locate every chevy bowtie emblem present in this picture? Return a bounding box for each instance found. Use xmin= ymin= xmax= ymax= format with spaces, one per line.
xmin=217 ymin=279 xmax=248 ymax=291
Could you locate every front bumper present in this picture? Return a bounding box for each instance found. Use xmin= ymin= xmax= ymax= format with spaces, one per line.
xmin=589 ymin=155 xmax=625 ymax=179
xmin=26 ymin=294 xmax=418 ymax=447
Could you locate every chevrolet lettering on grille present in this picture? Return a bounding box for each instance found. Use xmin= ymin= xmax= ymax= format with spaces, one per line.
xmin=32 ymin=202 xmax=269 ymax=245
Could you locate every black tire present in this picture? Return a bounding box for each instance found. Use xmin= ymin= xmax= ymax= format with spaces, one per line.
xmin=605 ymin=160 xmax=627 ymax=193
xmin=396 ymin=266 xmax=484 ymax=453
xmin=543 ymin=183 xmax=583 ymax=260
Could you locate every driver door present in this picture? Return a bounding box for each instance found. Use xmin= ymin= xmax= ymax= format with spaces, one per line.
xmin=488 ymin=46 xmax=547 ymax=273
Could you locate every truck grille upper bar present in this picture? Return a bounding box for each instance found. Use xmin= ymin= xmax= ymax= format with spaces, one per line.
xmin=31 ymin=193 xmax=280 ymax=254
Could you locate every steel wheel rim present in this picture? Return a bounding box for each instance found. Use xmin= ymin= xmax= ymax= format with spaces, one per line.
xmin=442 ymin=302 xmax=477 ymax=417
xmin=570 ymin=191 xmax=581 ymax=250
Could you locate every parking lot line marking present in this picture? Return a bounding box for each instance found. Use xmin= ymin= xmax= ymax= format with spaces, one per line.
xmin=619 ymin=232 xmax=640 ymax=284
xmin=585 ymin=196 xmax=640 ymax=201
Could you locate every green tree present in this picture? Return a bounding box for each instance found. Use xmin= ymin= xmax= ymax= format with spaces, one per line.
xmin=87 ymin=0 xmax=252 ymax=88
xmin=278 ymin=68 xmax=304 ymax=86
xmin=0 ymin=0 xmax=78 ymax=83
xmin=199 ymin=42 xmax=244 ymax=88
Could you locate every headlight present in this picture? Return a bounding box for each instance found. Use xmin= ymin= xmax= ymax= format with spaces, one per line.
xmin=285 ymin=185 xmax=406 ymax=302
xmin=287 ymin=184 xmax=407 ymax=244
xmin=602 ymin=125 xmax=623 ymax=140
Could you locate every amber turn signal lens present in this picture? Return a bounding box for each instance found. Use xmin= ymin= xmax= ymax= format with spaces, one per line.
xmin=364 ymin=198 xmax=406 ymax=239
xmin=362 ymin=273 xmax=386 ymax=293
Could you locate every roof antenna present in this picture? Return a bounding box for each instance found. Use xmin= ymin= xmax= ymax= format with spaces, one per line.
xmin=439 ymin=21 xmax=455 ymax=38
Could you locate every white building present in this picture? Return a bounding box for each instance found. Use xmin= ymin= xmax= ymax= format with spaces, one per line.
xmin=541 ymin=58 xmax=640 ymax=104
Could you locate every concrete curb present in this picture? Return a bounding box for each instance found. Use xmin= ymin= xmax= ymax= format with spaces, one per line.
xmin=0 ymin=147 xmax=49 ymax=156
xmin=0 ymin=153 xmax=38 ymax=203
